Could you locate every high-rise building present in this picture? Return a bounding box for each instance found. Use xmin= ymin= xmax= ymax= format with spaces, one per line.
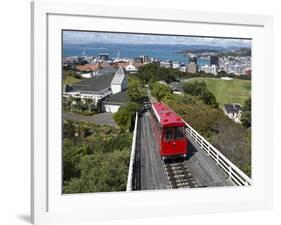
xmin=187 ymin=63 xmax=198 ymax=74
xmin=99 ymin=54 xmax=109 ymax=61
xmin=209 ymin=55 xmax=219 ymax=66
xmin=134 ymin=57 xmax=143 ymax=63
xmin=160 ymin=60 xmax=173 ymax=68
xmin=140 ymin=55 xmax=149 ymax=63
xmin=188 ymin=55 xmax=197 ymax=64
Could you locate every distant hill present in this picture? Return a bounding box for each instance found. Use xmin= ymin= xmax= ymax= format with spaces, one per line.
xmin=219 ymin=48 xmax=251 ymax=57
xmin=177 ymin=49 xmax=220 ymax=55
xmin=176 ymin=46 xmax=251 ymax=56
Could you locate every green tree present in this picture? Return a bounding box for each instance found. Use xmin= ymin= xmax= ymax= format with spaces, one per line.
xmin=241 ymin=97 xmax=251 ymax=128
xmin=151 ymin=82 xmax=172 ymax=101
xmin=241 ymin=111 xmax=251 ymax=128
xmin=183 ymin=81 xmax=218 ymax=107
xmin=113 ymin=107 xmax=131 ymax=131
xmin=127 ymin=77 xmax=146 ymax=103
xmin=84 ymin=97 xmax=96 ymax=112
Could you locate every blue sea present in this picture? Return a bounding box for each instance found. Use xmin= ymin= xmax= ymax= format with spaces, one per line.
xmin=63 ymin=43 xmax=212 ymax=66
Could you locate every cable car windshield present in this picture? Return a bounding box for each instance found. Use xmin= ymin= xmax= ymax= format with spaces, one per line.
xmin=163 ymin=127 xmax=173 ymax=141
xmin=174 ymin=126 xmax=185 ymax=139
xmin=163 ymin=126 xmax=185 ymax=141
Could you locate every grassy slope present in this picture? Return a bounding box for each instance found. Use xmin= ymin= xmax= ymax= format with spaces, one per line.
xmin=64 ymin=75 xmax=81 ymax=85
xmin=63 ymin=70 xmax=81 ymax=85
xmin=185 ymin=77 xmax=251 ymax=108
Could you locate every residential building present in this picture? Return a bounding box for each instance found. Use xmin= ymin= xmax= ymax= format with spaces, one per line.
xmin=224 ymin=103 xmax=242 ymax=123
xmin=102 ymin=91 xmax=130 ymax=113
xmin=63 ymin=73 xmax=113 ymax=108
xmin=172 ymin=61 xmax=180 ymax=69
xmin=170 ymin=82 xmax=184 ymax=95
xmin=200 ymin=64 xmax=218 ymax=75
xmin=125 ymin=62 xmax=138 ymax=73
xmin=160 ymin=60 xmax=172 ymax=68
xmin=63 ymin=67 xmax=127 ymax=111
xmin=81 ymin=73 xmax=91 ymax=78
xmin=187 ymin=63 xmax=198 ymax=74
xmin=179 ymin=64 xmax=186 ymax=72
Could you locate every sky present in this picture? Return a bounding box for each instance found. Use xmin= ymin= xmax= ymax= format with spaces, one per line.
xmin=63 ymin=31 xmax=251 ymax=47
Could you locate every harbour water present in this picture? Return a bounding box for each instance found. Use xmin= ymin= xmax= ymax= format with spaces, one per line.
xmin=63 ymin=42 xmax=213 ymax=66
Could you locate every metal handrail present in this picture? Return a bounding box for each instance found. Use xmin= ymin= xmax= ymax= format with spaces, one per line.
xmin=185 ymin=122 xmax=252 ymax=186
xmin=126 ymin=112 xmax=138 ymax=191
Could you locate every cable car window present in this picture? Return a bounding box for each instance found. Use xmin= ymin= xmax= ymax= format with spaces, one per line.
xmin=164 ymin=127 xmax=173 ymax=141
xmin=174 ymin=126 xmax=184 ymax=139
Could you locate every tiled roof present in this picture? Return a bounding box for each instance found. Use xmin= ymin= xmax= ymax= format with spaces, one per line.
xmin=76 ymin=64 xmax=98 ymax=71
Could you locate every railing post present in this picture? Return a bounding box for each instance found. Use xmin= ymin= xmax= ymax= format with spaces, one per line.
xmin=207 ymin=145 xmax=210 ymax=155
xmin=216 ymin=154 xmax=219 ymax=164
xmin=228 ymin=166 xmax=232 ymax=178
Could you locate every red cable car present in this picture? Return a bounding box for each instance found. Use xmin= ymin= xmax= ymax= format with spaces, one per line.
xmin=151 ymin=102 xmax=187 ymax=160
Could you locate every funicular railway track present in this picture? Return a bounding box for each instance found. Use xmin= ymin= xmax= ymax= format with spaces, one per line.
xmin=163 ymin=160 xmax=199 ymax=189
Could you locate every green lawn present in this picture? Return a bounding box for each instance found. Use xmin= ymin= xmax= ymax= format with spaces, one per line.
xmin=184 ymin=77 xmax=251 ymax=108
xmin=63 ymin=70 xmax=81 ymax=85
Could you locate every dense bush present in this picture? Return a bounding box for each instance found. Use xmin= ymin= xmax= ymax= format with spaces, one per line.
xmin=241 ymin=97 xmax=251 ymax=129
xmin=113 ymin=102 xmax=140 ymax=131
xmin=183 ymin=81 xmax=219 ymax=108
xmin=151 ymin=82 xmax=172 ymax=101
xmin=63 ymin=121 xmax=132 ymax=193
xmin=127 ymin=77 xmax=146 ymax=104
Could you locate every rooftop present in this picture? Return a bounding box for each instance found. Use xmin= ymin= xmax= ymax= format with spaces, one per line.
xmin=224 ymin=104 xmax=238 ymax=114
xmin=71 ymin=73 xmax=114 ymax=94
xmin=103 ymin=91 xmax=130 ymax=104
xmin=111 ymin=67 xmax=125 ymax=85
xmin=152 ymin=102 xmax=185 ymax=127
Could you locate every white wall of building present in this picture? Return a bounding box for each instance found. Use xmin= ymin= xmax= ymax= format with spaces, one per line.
xmin=103 ymin=104 xmax=120 ymax=113
xmin=111 ymin=84 xmax=122 ymax=94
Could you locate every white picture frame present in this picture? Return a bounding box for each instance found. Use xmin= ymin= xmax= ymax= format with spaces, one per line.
xmin=31 ymin=1 xmax=273 ymax=224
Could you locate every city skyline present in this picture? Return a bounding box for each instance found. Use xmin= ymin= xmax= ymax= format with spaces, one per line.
xmin=63 ymin=30 xmax=251 ymax=48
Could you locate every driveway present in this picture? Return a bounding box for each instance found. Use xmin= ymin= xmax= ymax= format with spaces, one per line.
xmin=63 ymin=111 xmax=117 ymax=128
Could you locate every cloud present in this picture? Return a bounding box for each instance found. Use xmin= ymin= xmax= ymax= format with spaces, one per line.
xmin=63 ymin=31 xmax=251 ymax=47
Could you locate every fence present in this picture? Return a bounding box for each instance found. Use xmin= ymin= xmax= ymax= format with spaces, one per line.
xmin=185 ymin=122 xmax=252 ymax=186
xmin=126 ymin=112 xmax=138 ymax=191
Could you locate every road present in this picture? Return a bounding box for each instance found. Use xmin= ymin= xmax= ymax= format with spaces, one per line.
xmin=63 ymin=111 xmax=117 ymax=128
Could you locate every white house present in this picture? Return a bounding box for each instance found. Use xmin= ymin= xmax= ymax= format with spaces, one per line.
xmin=102 ymin=91 xmax=130 ymax=113
xmin=81 ymin=73 xmax=91 ymax=78
xmin=64 ymin=66 xmax=129 ymax=113
xmin=200 ymin=64 xmax=218 ymax=75
xmin=111 ymin=67 xmax=128 ymax=94
xmin=224 ymin=103 xmax=242 ymax=123
xmin=125 ymin=62 xmax=138 ymax=73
